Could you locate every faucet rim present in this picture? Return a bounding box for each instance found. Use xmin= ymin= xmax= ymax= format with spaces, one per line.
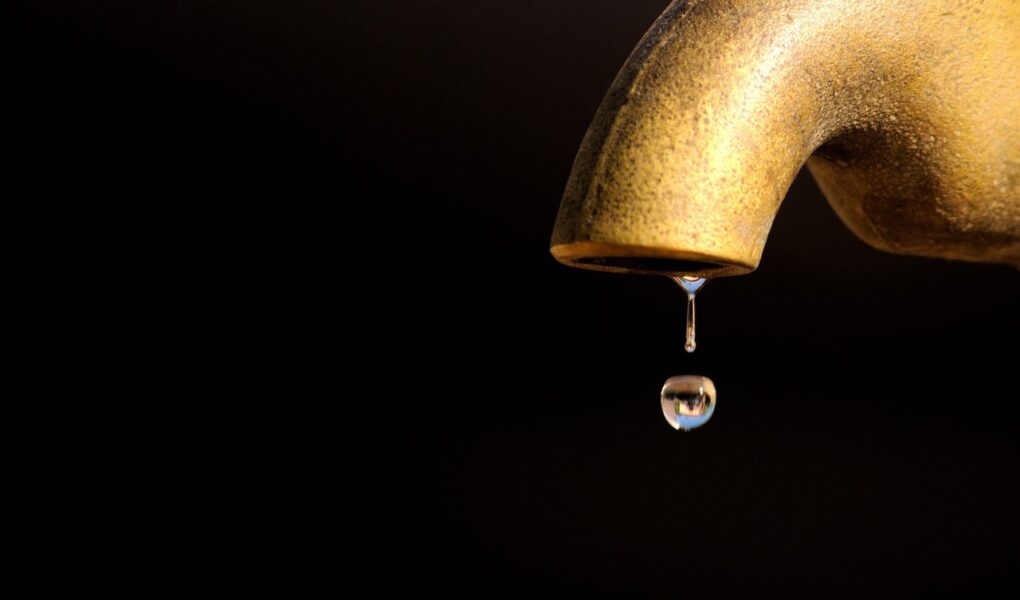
xmin=550 ymin=241 xmax=753 ymax=278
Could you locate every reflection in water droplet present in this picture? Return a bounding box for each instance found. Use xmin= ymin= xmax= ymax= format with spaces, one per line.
xmin=673 ymin=276 xmax=705 ymax=353
xmin=674 ymin=275 xmax=706 ymax=296
xmin=660 ymin=375 xmax=716 ymax=430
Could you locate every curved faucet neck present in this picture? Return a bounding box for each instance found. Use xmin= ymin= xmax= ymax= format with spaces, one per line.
xmin=551 ymin=0 xmax=1020 ymax=273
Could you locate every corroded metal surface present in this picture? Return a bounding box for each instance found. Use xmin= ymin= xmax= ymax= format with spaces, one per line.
xmin=551 ymin=0 xmax=1020 ymax=276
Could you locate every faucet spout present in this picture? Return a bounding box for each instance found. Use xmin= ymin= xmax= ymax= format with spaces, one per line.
xmin=551 ymin=0 xmax=1020 ymax=276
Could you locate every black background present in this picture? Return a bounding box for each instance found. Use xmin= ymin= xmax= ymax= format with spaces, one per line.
xmin=13 ymin=1 xmax=1019 ymax=595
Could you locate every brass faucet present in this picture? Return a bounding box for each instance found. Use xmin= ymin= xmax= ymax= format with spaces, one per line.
xmin=550 ymin=0 xmax=1020 ymax=277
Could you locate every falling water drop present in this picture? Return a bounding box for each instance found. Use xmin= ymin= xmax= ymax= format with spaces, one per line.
xmin=660 ymin=375 xmax=716 ymax=430
xmin=673 ymin=276 xmax=705 ymax=352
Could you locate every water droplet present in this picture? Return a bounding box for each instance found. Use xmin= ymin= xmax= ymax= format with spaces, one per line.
xmin=674 ymin=275 xmax=705 ymax=295
xmin=660 ymin=375 xmax=716 ymax=430
xmin=673 ymin=276 xmax=705 ymax=353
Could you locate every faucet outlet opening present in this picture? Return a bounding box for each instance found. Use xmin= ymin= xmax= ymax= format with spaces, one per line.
xmin=551 ymin=241 xmax=752 ymax=278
